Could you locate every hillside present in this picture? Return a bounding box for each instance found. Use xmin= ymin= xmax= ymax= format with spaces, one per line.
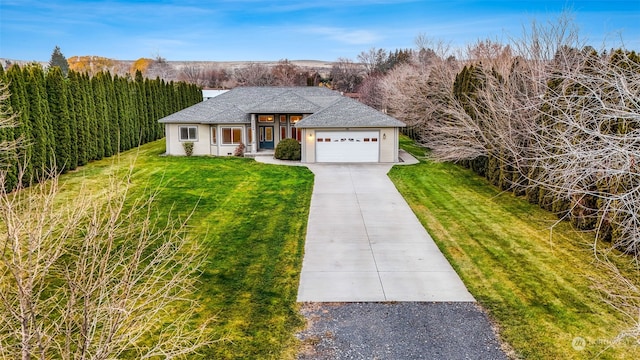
xmin=0 ymin=57 xmax=336 ymax=78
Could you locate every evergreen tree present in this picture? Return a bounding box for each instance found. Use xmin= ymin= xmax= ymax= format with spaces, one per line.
xmin=0 ymin=63 xmax=197 ymax=188
xmin=25 ymin=64 xmax=54 ymax=180
xmin=4 ymin=65 xmax=30 ymax=188
xmin=67 ymin=71 xmax=89 ymax=166
xmin=49 ymin=46 xmax=70 ymax=77
xmin=46 ymin=66 xmax=72 ymax=172
xmin=0 ymin=71 xmax=18 ymax=190
xmin=91 ymin=73 xmax=107 ymax=159
xmin=83 ymin=73 xmax=98 ymax=161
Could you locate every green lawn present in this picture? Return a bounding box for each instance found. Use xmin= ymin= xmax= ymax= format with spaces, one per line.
xmin=56 ymin=137 xmax=640 ymax=359
xmin=389 ymin=136 xmax=640 ymax=359
xmin=61 ymin=140 xmax=314 ymax=359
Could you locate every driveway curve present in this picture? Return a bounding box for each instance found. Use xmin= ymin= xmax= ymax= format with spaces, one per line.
xmin=297 ymin=164 xmax=474 ymax=302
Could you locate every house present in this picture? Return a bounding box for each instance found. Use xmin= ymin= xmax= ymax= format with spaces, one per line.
xmin=158 ymin=86 xmax=406 ymax=163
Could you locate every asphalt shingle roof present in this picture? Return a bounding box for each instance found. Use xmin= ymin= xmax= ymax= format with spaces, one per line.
xmin=158 ymin=86 xmax=405 ymax=128
xmin=295 ymin=96 xmax=406 ymax=128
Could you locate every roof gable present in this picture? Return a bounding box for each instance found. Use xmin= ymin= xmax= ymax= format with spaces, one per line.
xmin=248 ymin=90 xmax=321 ymax=113
xmin=295 ymin=97 xmax=406 ymax=128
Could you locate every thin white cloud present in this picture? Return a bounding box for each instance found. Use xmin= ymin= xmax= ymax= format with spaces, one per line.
xmin=305 ymin=26 xmax=383 ymax=45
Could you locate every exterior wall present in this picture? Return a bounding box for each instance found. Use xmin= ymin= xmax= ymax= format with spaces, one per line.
xmin=379 ymin=127 xmax=399 ymax=162
xmin=301 ymin=127 xmax=400 ymax=163
xmin=302 ymin=129 xmax=316 ymax=163
xmin=210 ymin=124 xmax=250 ymax=156
xmin=165 ymin=123 xmax=211 ymax=156
xmin=165 ymin=123 xmax=251 ymax=156
xmin=165 ymin=123 xmax=400 ymax=161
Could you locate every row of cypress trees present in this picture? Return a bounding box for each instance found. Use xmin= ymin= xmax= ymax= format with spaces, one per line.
xmin=0 ymin=63 xmax=201 ymax=191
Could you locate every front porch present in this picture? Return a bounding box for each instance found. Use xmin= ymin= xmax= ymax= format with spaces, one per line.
xmin=243 ymin=149 xmax=275 ymax=158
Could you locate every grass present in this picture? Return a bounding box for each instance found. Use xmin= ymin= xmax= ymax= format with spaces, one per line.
xmin=389 ymin=136 xmax=640 ymax=359
xmin=60 ymin=140 xmax=314 ymax=359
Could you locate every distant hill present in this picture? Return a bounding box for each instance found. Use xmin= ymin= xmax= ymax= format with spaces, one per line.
xmin=0 ymin=58 xmax=335 ymax=74
xmin=0 ymin=57 xmax=339 ymax=88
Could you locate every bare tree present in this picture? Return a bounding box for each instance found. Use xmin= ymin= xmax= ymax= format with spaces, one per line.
xmin=465 ymin=39 xmax=513 ymax=74
xmin=271 ymin=59 xmax=306 ymax=86
xmin=379 ymin=13 xmax=640 ymax=344
xmin=234 ymin=63 xmax=276 ymax=86
xmin=178 ymin=64 xmax=230 ymax=88
xmin=206 ymin=67 xmax=232 ymax=88
xmin=523 ymin=51 xmax=640 ymax=252
xmin=357 ymin=75 xmax=385 ymax=110
xmin=379 ymin=50 xmax=462 ymax=144
xmin=357 ymin=47 xmax=388 ymax=76
xmin=0 ymin=81 xmax=216 ymax=359
xmin=178 ymin=64 xmax=206 ymax=85
xmin=329 ymin=57 xmax=363 ymax=93
xmin=146 ymin=55 xmax=176 ymax=81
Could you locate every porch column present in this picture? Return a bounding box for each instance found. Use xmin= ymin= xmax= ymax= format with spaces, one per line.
xmin=250 ymin=114 xmax=257 ymax=154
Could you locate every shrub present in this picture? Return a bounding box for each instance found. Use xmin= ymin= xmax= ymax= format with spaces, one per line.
xmin=182 ymin=141 xmax=194 ymax=156
xmin=234 ymin=143 xmax=245 ymax=157
xmin=275 ymin=138 xmax=301 ymax=160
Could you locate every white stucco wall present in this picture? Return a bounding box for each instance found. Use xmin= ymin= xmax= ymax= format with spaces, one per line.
xmin=165 ymin=123 xmax=251 ymax=156
xmin=165 ymin=123 xmax=211 ymax=156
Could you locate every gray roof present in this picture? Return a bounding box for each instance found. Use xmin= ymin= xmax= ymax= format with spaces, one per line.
xmin=295 ymin=96 xmax=406 ymax=128
xmin=250 ymin=90 xmax=321 ymax=113
xmin=158 ymin=86 xmax=405 ymax=128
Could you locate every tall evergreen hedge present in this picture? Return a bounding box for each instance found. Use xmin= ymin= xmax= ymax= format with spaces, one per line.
xmin=0 ymin=63 xmax=201 ymax=190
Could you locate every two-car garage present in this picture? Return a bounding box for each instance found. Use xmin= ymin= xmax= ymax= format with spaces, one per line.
xmin=315 ymin=130 xmax=380 ymax=163
xmin=293 ymin=96 xmax=406 ymax=163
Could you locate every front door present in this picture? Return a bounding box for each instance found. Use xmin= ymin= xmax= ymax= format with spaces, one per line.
xmin=259 ymin=126 xmax=274 ymax=149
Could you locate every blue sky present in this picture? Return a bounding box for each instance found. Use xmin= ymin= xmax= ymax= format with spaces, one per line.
xmin=1 ymin=0 xmax=638 ymax=62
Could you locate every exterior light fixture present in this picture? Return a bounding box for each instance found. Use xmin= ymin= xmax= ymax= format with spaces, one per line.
xmin=383 ymin=133 xmax=386 ymax=140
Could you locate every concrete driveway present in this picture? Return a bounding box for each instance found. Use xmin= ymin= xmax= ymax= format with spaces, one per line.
xmin=297 ymin=164 xmax=475 ymax=302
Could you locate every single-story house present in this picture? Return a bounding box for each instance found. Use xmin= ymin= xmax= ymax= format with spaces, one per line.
xmin=158 ymin=86 xmax=406 ymax=163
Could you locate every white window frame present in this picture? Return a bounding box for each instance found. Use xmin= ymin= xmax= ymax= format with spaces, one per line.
xmin=211 ymin=126 xmax=217 ymax=145
xmin=221 ymin=126 xmax=243 ymax=145
xmin=179 ymin=126 xmax=198 ymax=141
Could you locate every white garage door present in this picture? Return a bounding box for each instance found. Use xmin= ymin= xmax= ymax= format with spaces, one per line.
xmin=316 ymin=131 xmax=380 ymax=163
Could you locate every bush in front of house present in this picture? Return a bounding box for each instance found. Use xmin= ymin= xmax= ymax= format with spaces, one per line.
xmin=182 ymin=141 xmax=194 ymax=156
xmin=234 ymin=143 xmax=245 ymax=157
xmin=274 ymin=138 xmax=301 ymax=160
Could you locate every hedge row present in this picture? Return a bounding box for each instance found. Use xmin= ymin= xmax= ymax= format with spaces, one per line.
xmin=0 ymin=64 xmax=201 ymax=190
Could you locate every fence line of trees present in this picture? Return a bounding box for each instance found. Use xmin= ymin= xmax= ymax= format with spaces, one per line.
xmin=0 ymin=78 xmax=215 ymax=359
xmin=369 ymin=20 xmax=640 ymax=254
xmin=0 ymin=64 xmax=201 ymax=191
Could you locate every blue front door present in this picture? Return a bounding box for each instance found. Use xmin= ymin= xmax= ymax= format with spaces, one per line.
xmin=259 ymin=126 xmax=274 ymax=149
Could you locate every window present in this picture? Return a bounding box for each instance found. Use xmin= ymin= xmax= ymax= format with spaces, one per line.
xmin=264 ymin=127 xmax=273 ymax=141
xmin=222 ymin=127 xmax=243 ymax=145
xmin=258 ymin=115 xmax=274 ymax=122
xmin=290 ymin=115 xmax=302 ymax=123
xmin=248 ymin=128 xmax=253 ymax=143
xmin=280 ymin=115 xmax=287 ymax=123
xmin=179 ymin=126 xmax=197 ymax=141
xmin=290 ymin=127 xmax=302 ymax=141
xmin=281 ymin=126 xmax=287 ymax=140
xmin=211 ymin=127 xmax=217 ymax=144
